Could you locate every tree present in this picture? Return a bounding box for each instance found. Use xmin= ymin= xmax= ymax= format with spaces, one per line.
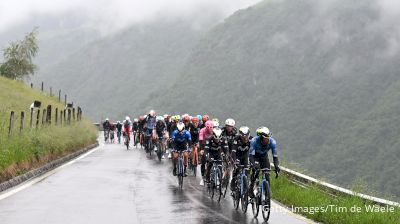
xmin=0 ymin=28 xmax=39 ymax=80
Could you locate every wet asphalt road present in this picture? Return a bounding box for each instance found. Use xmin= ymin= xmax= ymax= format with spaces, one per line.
xmin=0 ymin=137 xmax=313 ymax=224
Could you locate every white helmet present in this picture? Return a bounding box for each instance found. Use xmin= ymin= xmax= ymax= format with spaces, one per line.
xmin=225 ymin=118 xmax=235 ymax=127
xmin=149 ymin=110 xmax=156 ymax=117
xmin=134 ymin=118 xmax=138 ymax=122
xmin=213 ymin=127 xmax=223 ymax=139
xmin=117 ymin=121 xmax=121 ymax=124
xmin=239 ymin=126 xmax=250 ymax=136
xmin=213 ymin=121 xmax=219 ymax=128
xmin=105 ymin=118 xmax=109 ymax=121
xmin=177 ymin=122 xmax=185 ymax=132
xmin=125 ymin=116 xmax=130 ymax=122
xmin=257 ymin=127 xmax=271 ymax=138
xmin=163 ymin=114 xmax=168 ymax=119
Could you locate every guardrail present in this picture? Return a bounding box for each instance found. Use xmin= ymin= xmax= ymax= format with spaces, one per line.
xmin=274 ymin=164 xmax=400 ymax=207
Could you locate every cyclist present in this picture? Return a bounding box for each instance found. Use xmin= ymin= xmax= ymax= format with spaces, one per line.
xmin=102 ymin=118 xmax=111 ymax=141
xmin=144 ymin=110 xmax=156 ymax=151
xmin=109 ymin=121 xmax=116 ymax=142
xmin=122 ymin=117 xmax=132 ymax=141
xmin=188 ymin=116 xmax=200 ymax=173
xmin=222 ymin=118 xmax=238 ymax=154
xmin=155 ymin=116 xmax=167 ymax=158
xmin=199 ymin=114 xmax=209 ymax=129
xmin=138 ymin=116 xmax=146 ymax=146
xmin=116 ymin=121 xmax=122 ymax=143
xmin=199 ymin=120 xmax=214 ymax=185
xmin=248 ymin=126 xmax=280 ymax=198
xmin=183 ymin=115 xmax=191 ymax=130
xmin=132 ymin=118 xmax=139 ymax=145
xmin=230 ymin=126 xmax=251 ymax=193
xmin=205 ymin=127 xmax=229 ymax=184
xmin=171 ymin=122 xmax=192 ymax=176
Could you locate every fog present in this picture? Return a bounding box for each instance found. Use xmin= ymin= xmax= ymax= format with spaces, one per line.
xmin=0 ymin=0 xmax=261 ymax=34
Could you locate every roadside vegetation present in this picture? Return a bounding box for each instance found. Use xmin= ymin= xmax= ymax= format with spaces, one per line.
xmin=0 ymin=76 xmax=97 ymax=182
xmin=270 ymin=172 xmax=400 ymax=224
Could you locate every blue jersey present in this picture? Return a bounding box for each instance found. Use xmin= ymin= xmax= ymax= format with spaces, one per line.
xmin=146 ymin=116 xmax=156 ymax=130
xmin=249 ymin=136 xmax=277 ymax=157
xmin=172 ymin=130 xmax=192 ymax=151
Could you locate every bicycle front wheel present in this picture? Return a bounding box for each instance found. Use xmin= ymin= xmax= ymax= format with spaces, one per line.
xmin=241 ymin=175 xmax=249 ymax=213
xmin=216 ymin=168 xmax=223 ymax=203
xmin=261 ymin=181 xmax=271 ymax=221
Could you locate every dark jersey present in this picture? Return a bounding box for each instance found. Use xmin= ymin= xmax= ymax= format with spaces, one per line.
xmin=155 ymin=121 xmax=166 ymax=137
xmin=116 ymin=123 xmax=122 ymax=132
xmin=187 ymin=123 xmax=200 ymax=144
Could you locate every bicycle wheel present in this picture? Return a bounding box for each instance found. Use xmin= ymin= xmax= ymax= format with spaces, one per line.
xmin=252 ymin=186 xmax=260 ymax=218
xmin=233 ymin=176 xmax=240 ymax=210
xmin=157 ymin=142 xmax=162 ymax=161
xmin=241 ymin=175 xmax=249 ymax=213
xmin=208 ymin=172 xmax=215 ymax=199
xmin=261 ymin=181 xmax=271 ymax=222
xmin=178 ymin=158 xmax=184 ymax=190
xmin=216 ymin=168 xmax=223 ymax=203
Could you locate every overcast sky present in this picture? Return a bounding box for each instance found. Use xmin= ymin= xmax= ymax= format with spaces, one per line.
xmin=0 ymin=0 xmax=262 ymax=33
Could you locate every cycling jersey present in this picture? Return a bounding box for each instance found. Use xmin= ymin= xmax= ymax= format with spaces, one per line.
xmin=155 ymin=121 xmax=166 ymax=138
xmin=249 ymin=136 xmax=277 ymax=157
xmin=172 ymin=130 xmax=191 ymax=151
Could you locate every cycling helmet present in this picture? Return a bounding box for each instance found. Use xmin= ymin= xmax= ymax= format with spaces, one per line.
xmin=225 ymin=118 xmax=235 ymax=127
xmin=212 ymin=118 xmax=219 ymax=124
xmin=258 ymin=127 xmax=271 ymax=138
xmin=105 ymin=118 xmax=109 ymax=121
xmin=149 ymin=110 xmax=156 ymax=117
xmin=156 ymin=116 xmax=164 ymax=122
xmin=183 ymin=115 xmax=190 ymax=122
xmin=239 ymin=126 xmax=250 ymax=136
xmin=117 ymin=121 xmax=121 ymax=124
xmin=177 ymin=122 xmax=185 ymax=132
xmin=213 ymin=121 xmax=220 ymax=128
xmin=205 ymin=120 xmax=214 ymax=129
xmin=256 ymin=126 xmax=266 ymax=136
xmin=202 ymin=114 xmax=209 ymax=122
xmin=139 ymin=115 xmax=144 ymax=121
xmin=125 ymin=116 xmax=130 ymax=122
xmin=175 ymin=115 xmax=181 ymax=121
xmin=191 ymin=117 xmax=199 ymax=123
xmin=213 ymin=127 xmax=223 ymax=139
xmin=133 ymin=118 xmax=138 ymax=122
xmin=197 ymin=115 xmax=202 ymax=121
xmin=163 ymin=114 xmax=168 ymax=119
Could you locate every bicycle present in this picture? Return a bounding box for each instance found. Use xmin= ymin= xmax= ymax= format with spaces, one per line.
xmin=190 ymin=143 xmax=199 ymax=176
xmin=232 ymin=161 xmax=250 ymax=213
xmin=175 ymin=150 xmax=187 ymax=190
xmin=123 ymin=132 xmax=130 ymax=150
xmin=155 ymin=136 xmax=165 ymax=161
xmin=104 ymin=130 xmax=109 ymax=143
xmin=251 ymin=161 xmax=278 ymax=222
xmin=110 ymin=130 xmax=115 ymax=143
xmin=117 ymin=131 xmax=121 ymax=144
xmin=221 ymin=153 xmax=234 ymax=198
xmin=208 ymin=158 xmax=223 ymax=202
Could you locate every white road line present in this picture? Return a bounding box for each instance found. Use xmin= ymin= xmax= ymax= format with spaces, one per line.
xmin=0 ymin=143 xmax=103 ymax=201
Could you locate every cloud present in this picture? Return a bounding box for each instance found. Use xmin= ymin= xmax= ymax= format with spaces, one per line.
xmin=0 ymin=0 xmax=261 ymax=33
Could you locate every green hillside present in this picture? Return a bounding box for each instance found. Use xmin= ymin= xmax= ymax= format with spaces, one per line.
xmin=151 ymin=0 xmax=400 ymax=200
xmin=33 ymin=19 xmax=207 ymax=121
xmin=0 ymin=76 xmax=97 ymax=181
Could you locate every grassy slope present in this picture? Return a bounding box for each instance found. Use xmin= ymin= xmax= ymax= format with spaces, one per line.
xmin=0 ymin=76 xmax=97 ymax=181
xmin=271 ymin=173 xmax=400 ymax=224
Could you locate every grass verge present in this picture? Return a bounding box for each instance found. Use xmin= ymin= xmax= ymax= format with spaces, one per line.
xmin=270 ymin=172 xmax=400 ymax=223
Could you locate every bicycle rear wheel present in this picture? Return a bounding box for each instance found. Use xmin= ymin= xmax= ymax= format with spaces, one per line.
xmin=261 ymin=181 xmax=271 ymax=221
xmin=233 ymin=177 xmax=240 ymax=210
xmin=252 ymin=187 xmax=260 ymax=218
xmin=216 ymin=168 xmax=223 ymax=203
xmin=241 ymin=175 xmax=249 ymax=213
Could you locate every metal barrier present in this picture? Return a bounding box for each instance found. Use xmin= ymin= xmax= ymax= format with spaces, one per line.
xmin=273 ymin=164 xmax=400 ymax=207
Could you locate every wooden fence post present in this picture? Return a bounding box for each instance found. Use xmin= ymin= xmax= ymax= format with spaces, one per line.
xmin=65 ymin=95 xmax=67 ymax=106
xmin=46 ymin=105 xmax=52 ymax=125
xmin=31 ymin=83 xmax=33 ymax=89
xmin=36 ymin=109 xmax=40 ymax=128
xmin=55 ymin=108 xmax=58 ymax=126
xmin=58 ymin=90 xmax=61 ymax=102
xmin=42 ymin=109 xmax=46 ymax=126
xmin=8 ymin=111 xmax=14 ymax=136
xmin=73 ymin=108 xmax=76 ymax=122
xmin=63 ymin=109 xmax=66 ymax=123
xmin=20 ymin=111 xmax=24 ymax=132
xmin=67 ymin=109 xmax=71 ymax=125
xmin=50 ymin=87 xmax=52 ymax=97
xmin=41 ymin=82 xmax=43 ymax=92
xmin=60 ymin=110 xmax=63 ymax=126
xmin=30 ymin=108 xmax=34 ymax=128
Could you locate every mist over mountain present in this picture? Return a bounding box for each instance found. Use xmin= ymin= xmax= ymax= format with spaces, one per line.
xmin=151 ymin=0 xmax=400 ymax=200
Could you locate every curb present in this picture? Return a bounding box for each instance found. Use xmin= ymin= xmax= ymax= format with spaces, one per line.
xmin=0 ymin=142 xmax=99 ymax=193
